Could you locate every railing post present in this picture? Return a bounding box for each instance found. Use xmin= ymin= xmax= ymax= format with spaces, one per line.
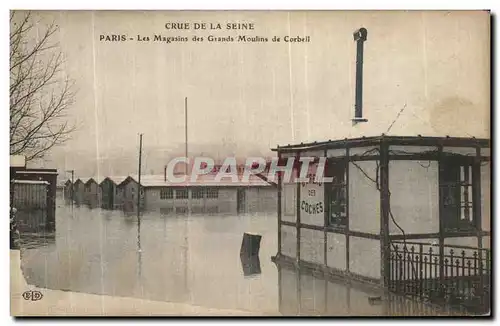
xmin=419 ymin=243 xmax=423 ymax=299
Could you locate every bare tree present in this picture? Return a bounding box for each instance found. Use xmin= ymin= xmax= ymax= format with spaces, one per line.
xmin=10 ymin=11 xmax=75 ymax=162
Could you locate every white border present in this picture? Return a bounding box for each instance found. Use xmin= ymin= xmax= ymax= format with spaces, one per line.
xmin=2 ymin=1 xmax=497 ymax=325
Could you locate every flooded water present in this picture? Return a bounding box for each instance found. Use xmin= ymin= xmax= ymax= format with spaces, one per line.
xmin=19 ymin=198 xmax=452 ymax=316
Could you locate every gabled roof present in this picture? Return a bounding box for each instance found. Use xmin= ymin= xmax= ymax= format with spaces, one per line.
xmin=101 ymin=176 xmax=129 ymax=185
xmin=117 ymin=176 xmax=138 ymax=187
xmin=75 ymin=177 xmax=89 ymax=184
xmin=84 ymin=177 xmax=104 ymax=185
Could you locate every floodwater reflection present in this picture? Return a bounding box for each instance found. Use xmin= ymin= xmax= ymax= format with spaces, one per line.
xmin=20 ymin=200 xmax=280 ymax=313
xmin=19 ymin=199 xmax=451 ymax=316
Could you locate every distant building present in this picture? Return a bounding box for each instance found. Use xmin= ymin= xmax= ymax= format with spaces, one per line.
xmin=73 ymin=178 xmax=88 ymax=204
xmin=133 ymin=174 xmax=276 ymax=214
xmin=10 ymin=155 xmax=58 ymax=232
xmin=99 ymin=176 xmax=127 ymax=209
xmin=116 ymin=176 xmax=143 ymax=212
xmin=65 ymin=170 xmax=278 ymax=214
xmin=63 ymin=180 xmax=72 ymax=200
xmin=84 ymin=177 xmax=101 ymax=207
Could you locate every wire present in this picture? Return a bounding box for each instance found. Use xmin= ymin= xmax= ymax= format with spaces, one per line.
xmin=351 ymin=161 xmax=380 ymax=189
xmin=418 ymin=161 xmax=431 ymax=169
xmin=386 ymin=103 xmax=408 ymax=134
xmin=350 ymin=159 xmax=418 ymax=280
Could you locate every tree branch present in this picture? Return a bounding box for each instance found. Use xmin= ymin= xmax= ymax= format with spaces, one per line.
xmin=10 ymin=11 xmax=76 ymax=162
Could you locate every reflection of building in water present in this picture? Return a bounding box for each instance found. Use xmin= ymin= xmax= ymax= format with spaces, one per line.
xmin=277 ymin=264 xmax=459 ymax=316
xmin=273 ymin=136 xmax=490 ymax=315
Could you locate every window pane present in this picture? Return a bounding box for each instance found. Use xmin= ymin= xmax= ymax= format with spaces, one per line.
xmin=192 ymin=188 xmax=205 ymax=199
xmin=160 ymin=188 xmax=173 ymax=199
xmin=326 ymin=159 xmax=347 ymax=228
xmin=206 ymin=188 xmax=219 ymax=199
xmin=175 ymin=188 xmax=188 ymax=199
xmin=440 ymin=160 xmax=476 ymax=231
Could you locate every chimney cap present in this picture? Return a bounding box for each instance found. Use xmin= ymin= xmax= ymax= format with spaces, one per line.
xmin=353 ymin=27 xmax=368 ymax=41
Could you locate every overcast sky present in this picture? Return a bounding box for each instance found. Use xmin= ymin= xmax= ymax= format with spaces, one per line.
xmin=23 ymin=11 xmax=489 ymax=177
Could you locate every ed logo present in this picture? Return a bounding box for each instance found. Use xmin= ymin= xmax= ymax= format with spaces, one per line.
xmin=22 ymin=290 xmax=43 ymax=301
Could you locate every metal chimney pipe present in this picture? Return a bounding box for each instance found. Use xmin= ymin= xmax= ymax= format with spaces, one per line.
xmin=352 ymin=27 xmax=368 ymax=124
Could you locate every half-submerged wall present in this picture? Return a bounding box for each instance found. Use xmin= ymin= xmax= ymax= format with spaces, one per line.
xmin=275 ymin=136 xmax=491 ymax=289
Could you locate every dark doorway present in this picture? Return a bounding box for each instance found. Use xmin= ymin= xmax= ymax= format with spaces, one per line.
xmin=108 ymin=185 xmax=115 ymax=209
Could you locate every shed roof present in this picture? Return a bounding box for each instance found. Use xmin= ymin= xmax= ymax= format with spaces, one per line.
xmin=84 ymin=177 xmax=104 ymax=185
xmin=272 ymin=135 xmax=490 ymax=153
xmin=75 ymin=177 xmax=90 ymax=184
xmin=14 ymin=169 xmax=58 ymax=175
xmin=13 ymin=180 xmax=49 ymax=185
xmin=101 ymin=176 xmax=129 ymax=185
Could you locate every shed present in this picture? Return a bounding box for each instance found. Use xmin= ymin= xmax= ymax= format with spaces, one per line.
xmin=100 ymin=176 xmax=128 ymax=209
xmin=272 ymin=135 xmax=490 ymax=312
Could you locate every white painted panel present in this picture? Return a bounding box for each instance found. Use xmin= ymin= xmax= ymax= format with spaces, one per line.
xmin=326 ymin=233 xmax=346 ymax=271
xmin=389 ymin=161 xmax=439 ymax=235
xmin=326 ymin=148 xmax=346 ymax=157
xmin=299 ymin=228 xmax=324 ymax=264
xmin=390 ymin=145 xmax=437 ymax=154
xmin=301 ymin=150 xmax=324 ymax=158
xmin=444 ymin=237 xmax=478 ymax=248
xmin=299 ymin=163 xmax=325 ymax=226
xmin=282 ymin=183 xmax=297 ymax=222
xmin=481 ymin=163 xmax=491 ymax=232
xmin=281 ymin=225 xmax=296 ymax=259
xmin=349 ymin=237 xmax=380 ymax=280
xmin=349 ymin=162 xmax=380 ymax=234
xmin=349 ymin=146 xmax=379 ymax=156
xmin=482 ymin=236 xmax=490 ymax=249
xmin=443 ymin=147 xmax=477 ymax=155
